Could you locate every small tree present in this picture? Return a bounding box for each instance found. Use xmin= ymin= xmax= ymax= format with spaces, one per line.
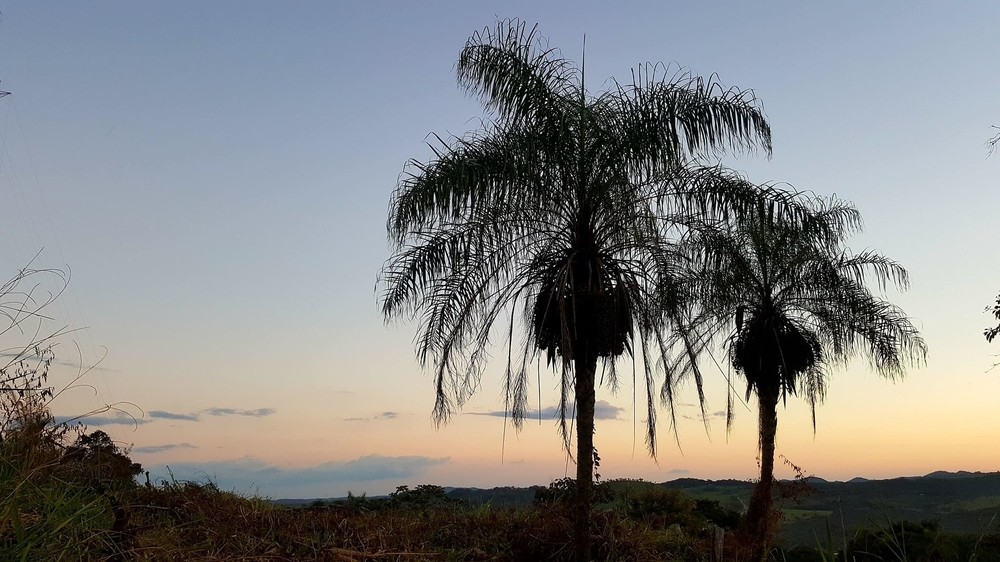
xmin=60 ymin=430 xmax=143 ymax=490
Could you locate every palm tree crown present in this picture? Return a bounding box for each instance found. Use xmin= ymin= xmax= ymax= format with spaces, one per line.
xmin=684 ymin=196 xmax=926 ymax=417
xmin=380 ymin=19 xmax=772 ymax=448
xmin=677 ymin=194 xmax=927 ymax=556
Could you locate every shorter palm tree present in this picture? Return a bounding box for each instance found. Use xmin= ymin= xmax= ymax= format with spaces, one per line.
xmin=677 ymin=194 xmax=927 ymax=559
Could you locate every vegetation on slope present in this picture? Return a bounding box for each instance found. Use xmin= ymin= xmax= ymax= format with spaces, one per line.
xmin=6 ymin=398 xmax=1000 ymax=562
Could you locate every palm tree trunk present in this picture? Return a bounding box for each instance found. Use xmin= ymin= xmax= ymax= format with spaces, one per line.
xmin=573 ymin=354 xmax=597 ymax=562
xmin=741 ymin=384 xmax=780 ymax=561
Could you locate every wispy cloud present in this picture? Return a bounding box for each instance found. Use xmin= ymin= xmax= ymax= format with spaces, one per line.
xmin=133 ymin=443 xmax=197 ymax=454
xmin=467 ymin=400 xmax=624 ymax=421
xmin=344 ymin=411 xmax=399 ymax=422
xmin=681 ymin=410 xmax=726 ymax=421
xmin=54 ymin=414 xmax=151 ymax=427
xmin=204 ymin=407 xmax=275 ymax=418
xmin=149 ymin=455 xmax=449 ymax=497
xmin=149 ymin=410 xmax=199 ymax=421
xmin=666 ymin=468 xmax=691 ymax=475
xmin=140 ymin=407 xmax=277 ymax=423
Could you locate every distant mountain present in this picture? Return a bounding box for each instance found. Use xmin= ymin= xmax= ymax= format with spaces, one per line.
xmin=847 ymin=476 xmax=870 ymax=483
xmin=799 ymin=476 xmax=829 ymax=484
xmin=922 ymin=470 xmax=987 ymax=479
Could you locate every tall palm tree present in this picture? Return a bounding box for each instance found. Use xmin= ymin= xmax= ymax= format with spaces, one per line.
xmin=677 ymin=195 xmax=927 ymax=559
xmin=378 ymin=19 xmax=775 ymax=560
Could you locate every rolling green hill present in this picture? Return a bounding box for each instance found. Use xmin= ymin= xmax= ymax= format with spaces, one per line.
xmin=437 ymin=471 xmax=1000 ymax=546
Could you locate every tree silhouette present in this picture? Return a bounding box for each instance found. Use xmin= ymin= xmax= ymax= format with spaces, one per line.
xmin=61 ymin=430 xmax=143 ymax=490
xmin=378 ymin=19 xmax=778 ymax=560
xmin=985 ymin=292 xmax=1000 ymax=343
xmin=676 ymin=194 xmax=927 ymax=559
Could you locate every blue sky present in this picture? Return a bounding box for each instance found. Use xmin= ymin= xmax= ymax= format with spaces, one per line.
xmin=1 ymin=2 xmax=998 ymax=498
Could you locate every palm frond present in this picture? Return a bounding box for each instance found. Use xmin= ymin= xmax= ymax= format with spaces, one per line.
xmin=610 ymin=64 xmax=771 ymax=182
xmin=458 ymin=19 xmax=577 ymax=128
xmin=674 ymin=188 xmax=926 ymax=433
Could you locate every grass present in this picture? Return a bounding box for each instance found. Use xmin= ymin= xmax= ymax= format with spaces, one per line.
xmin=94 ymin=482 xmax=710 ymax=560
xmin=946 ymin=497 xmax=1000 ymax=512
xmin=781 ymin=509 xmax=833 ymax=523
xmin=0 ymin=434 xmax=745 ymax=562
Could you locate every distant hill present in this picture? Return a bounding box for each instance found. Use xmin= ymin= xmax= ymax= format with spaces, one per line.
xmin=273 ymin=471 xmax=1000 ymax=546
xmin=648 ymin=471 xmax=1000 ymax=546
xmin=799 ymin=476 xmax=829 ymax=484
xmin=451 ymin=471 xmax=1000 ymax=545
xmin=923 ymin=470 xmax=988 ymax=480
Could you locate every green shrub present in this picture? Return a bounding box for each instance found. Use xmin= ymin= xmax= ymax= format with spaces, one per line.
xmin=389 ymin=483 xmax=464 ymax=509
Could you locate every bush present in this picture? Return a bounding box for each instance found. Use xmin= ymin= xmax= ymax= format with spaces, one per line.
xmin=389 ymin=484 xmax=464 ymax=509
xmin=59 ymin=430 xmax=143 ymax=492
xmin=533 ymin=477 xmax=614 ymax=506
xmin=0 ymin=261 xmax=143 ymax=560
xmin=0 ymin=378 xmax=135 ymax=560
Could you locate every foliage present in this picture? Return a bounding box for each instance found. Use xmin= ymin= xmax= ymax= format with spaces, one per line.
xmin=1 ymin=383 xmax=112 ymax=559
xmin=59 ymin=429 xmax=143 ymax=492
xmin=124 ymin=477 xmax=765 ymax=561
xmin=121 ymin=479 xmax=695 ymax=561
xmin=8 ymin=440 xmax=1000 ymax=562
xmin=0 ymin=376 xmax=143 ymax=560
xmin=534 ymin=478 xmax=738 ymax=533
xmin=0 ymin=260 xmax=145 ymax=560
xmin=778 ymin=517 xmax=1000 ymax=562
xmin=388 ymin=484 xmax=464 ymax=509
xmin=533 ymin=477 xmax=579 ymax=505
xmin=680 ymin=195 xmax=927 ymax=422
xmin=694 ymin=498 xmax=741 ymax=529
xmin=985 ymin=292 xmax=1000 ymax=343
xmin=623 ymin=487 xmax=698 ymax=527
xmin=533 ymin=477 xmax=613 ymax=506
xmin=843 ymin=518 xmax=1000 ymax=562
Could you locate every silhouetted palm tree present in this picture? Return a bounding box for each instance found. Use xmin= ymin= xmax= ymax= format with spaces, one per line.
xmin=677 ymin=195 xmax=927 ymax=559
xmin=378 ymin=20 xmax=775 ymax=560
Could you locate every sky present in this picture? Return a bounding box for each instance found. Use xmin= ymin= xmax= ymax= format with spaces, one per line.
xmin=0 ymin=2 xmax=998 ymax=499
